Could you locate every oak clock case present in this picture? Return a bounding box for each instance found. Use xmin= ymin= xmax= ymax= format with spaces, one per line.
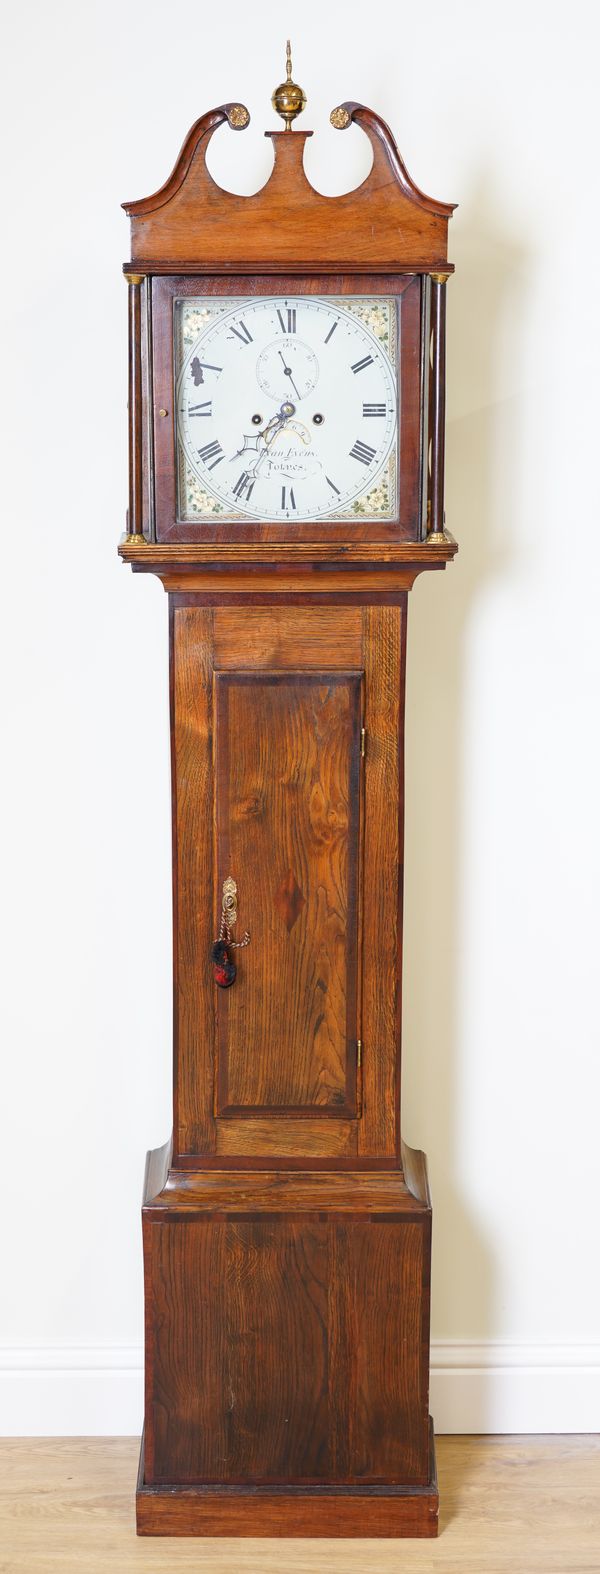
xmin=120 ymin=61 xmax=457 ymax=1539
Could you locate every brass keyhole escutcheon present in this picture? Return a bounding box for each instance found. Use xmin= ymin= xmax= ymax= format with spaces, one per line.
xmin=222 ymin=875 xmax=238 ymax=928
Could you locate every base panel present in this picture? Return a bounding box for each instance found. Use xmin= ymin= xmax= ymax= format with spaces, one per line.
xmin=136 ymin=1421 xmax=438 ymax=1537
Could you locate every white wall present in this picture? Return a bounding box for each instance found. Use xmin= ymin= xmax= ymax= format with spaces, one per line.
xmin=2 ymin=0 xmax=599 ymax=1434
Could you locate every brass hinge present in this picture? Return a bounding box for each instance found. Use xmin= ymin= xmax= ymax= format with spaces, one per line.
xmin=357 ymin=1039 xmax=362 ymax=1067
xmin=360 ymin=727 xmax=366 ymax=759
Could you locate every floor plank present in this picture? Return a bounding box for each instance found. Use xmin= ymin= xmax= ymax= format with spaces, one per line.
xmin=0 ymin=1436 xmax=599 ymax=1573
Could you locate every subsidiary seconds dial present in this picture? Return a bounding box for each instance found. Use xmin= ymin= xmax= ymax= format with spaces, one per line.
xmin=176 ymin=296 xmax=398 ymax=522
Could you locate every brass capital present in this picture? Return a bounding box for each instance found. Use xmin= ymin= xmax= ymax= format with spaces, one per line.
xmin=430 ymin=271 xmax=451 ymax=285
xmin=124 ymin=272 xmax=145 ymax=287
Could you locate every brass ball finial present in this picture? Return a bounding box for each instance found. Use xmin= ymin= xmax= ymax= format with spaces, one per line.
xmin=271 ymin=40 xmax=306 ymax=130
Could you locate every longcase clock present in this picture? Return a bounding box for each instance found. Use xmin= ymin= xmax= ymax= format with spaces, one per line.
xmin=120 ymin=47 xmax=457 ymax=1538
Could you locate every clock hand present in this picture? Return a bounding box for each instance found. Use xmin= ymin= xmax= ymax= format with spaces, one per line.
xmin=232 ymin=402 xmax=298 ymax=473
xmin=278 ymin=349 xmax=301 ymax=401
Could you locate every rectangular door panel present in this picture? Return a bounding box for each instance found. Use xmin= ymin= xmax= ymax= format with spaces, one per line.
xmin=215 ymin=672 xmax=362 ymax=1118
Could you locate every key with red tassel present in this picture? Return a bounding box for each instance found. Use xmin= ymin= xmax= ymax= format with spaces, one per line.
xmin=212 ymin=875 xmax=250 ymax=988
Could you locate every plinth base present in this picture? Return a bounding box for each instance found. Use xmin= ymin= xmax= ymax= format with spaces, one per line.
xmin=136 ymin=1420 xmax=438 ymax=1537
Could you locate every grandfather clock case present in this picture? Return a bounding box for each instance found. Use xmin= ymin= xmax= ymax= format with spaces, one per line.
xmin=120 ymin=55 xmax=456 ymax=1538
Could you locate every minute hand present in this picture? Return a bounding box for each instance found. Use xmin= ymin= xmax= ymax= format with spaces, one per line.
xmin=278 ymin=349 xmax=301 ymax=401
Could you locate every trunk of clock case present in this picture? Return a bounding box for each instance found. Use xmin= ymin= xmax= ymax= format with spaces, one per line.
xmin=136 ymin=587 xmax=437 ymax=1531
xmin=169 ymin=599 xmax=407 ymax=1165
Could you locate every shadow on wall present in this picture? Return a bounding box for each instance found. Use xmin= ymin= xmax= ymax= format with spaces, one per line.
xmin=403 ymin=175 xmax=529 ymax=1435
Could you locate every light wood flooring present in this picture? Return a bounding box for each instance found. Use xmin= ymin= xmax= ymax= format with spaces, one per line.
xmin=1 ymin=1436 xmax=599 ymax=1572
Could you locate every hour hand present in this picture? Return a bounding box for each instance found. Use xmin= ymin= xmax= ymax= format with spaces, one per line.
xmin=232 ymin=401 xmax=296 ymax=462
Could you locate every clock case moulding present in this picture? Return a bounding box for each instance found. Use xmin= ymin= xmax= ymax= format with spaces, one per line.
xmin=120 ymin=95 xmax=457 ymax=1538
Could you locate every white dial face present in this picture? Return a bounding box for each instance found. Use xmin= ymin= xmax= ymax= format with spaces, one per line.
xmin=175 ymin=296 xmax=398 ymax=524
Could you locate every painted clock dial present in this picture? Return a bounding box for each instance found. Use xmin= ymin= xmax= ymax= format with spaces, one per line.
xmin=174 ymin=296 xmax=398 ymax=523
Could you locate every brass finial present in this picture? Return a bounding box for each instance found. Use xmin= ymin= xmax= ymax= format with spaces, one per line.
xmin=271 ymin=40 xmax=306 ymax=130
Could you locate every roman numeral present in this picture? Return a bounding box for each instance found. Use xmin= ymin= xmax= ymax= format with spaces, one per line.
xmin=197 ymin=439 xmax=225 ymax=470
xmin=228 ymin=319 xmax=253 ymax=344
xmin=277 ymin=307 xmax=297 ymax=334
xmin=351 ymin=354 xmax=374 ymax=374
xmin=190 ymin=356 xmax=222 ymax=385
xmin=232 ymin=471 xmax=256 ymax=502
xmin=326 ymin=476 xmax=341 ymax=495
xmin=324 ymin=321 xmax=338 ymax=344
xmin=349 ymin=439 xmax=376 ymax=465
xmin=363 ymin=402 xmax=386 ymax=417
xmin=281 ymin=485 xmax=297 ymax=511
xmin=188 ymin=401 xmax=212 ymax=417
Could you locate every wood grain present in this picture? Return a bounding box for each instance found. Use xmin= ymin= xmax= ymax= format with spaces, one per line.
xmin=143 ymin=1211 xmax=430 ymax=1495
xmin=215 ymin=671 xmax=361 ymax=1117
xmin=146 ymin=1219 xmax=330 ymax=1486
xmin=137 ymin=1425 xmax=437 ymax=1536
xmin=429 ymin=276 xmax=447 ymax=539
xmin=143 ymin=1164 xmax=429 ymax=1214
xmin=125 ymin=275 xmax=144 ymax=538
xmin=327 ymin=1220 xmax=428 ymax=1483
xmin=120 ymin=537 xmax=458 ymax=566
xmin=171 ymin=605 xmax=216 ymax=1157
xmin=120 ymin=76 xmax=459 ymax=1538
xmin=170 ymin=601 xmax=408 ymax=1164
xmin=214 ymin=607 xmax=363 ymax=669
xmin=215 ymin=1120 xmax=357 ymax=1157
xmin=150 ymin=273 xmax=424 ymax=547
xmin=3 ymin=1436 xmax=599 ymax=1567
xmin=123 ymin=104 xmax=454 ymax=272
xmin=359 ymin=604 xmax=404 ymax=1155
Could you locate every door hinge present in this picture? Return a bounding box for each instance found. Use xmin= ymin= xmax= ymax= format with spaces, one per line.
xmin=360 ymin=727 xmax=366 ymax=759
xmin=357 ymin=1039 xmax=362 ymax=1067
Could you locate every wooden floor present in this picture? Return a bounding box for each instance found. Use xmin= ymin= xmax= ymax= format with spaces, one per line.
xmin=1 ymin=1436 xmax=599 ymax=1572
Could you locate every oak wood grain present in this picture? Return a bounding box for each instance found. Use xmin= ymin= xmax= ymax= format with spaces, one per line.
xmin=170 ymin=602 xmax=408 ymax=1164
xmin=119 ymin=537 xmax=458 ymax=565
xmin=143 ymin=1160 xmax=428 ymax=1213
xmin=137 ymin=1423 xmax=438 ymax=1536
xmin=123 ymin=105 xmax=454 ymax=272
xmin=327 ymin=1220 xmax=428 ymax=1483
xmin=143 ymin=1212 xmax=430 ymax=1494
xmin=215 ymin=1119 xmax=357 ymax=1157
xmin=155 ymin=573 xmax=433 ymax=596
xmin=171 ymin=605 xmax=216 ymax=1157
xmin=150 ymin=273 xmax=423 ymax=547
xmin=215 ymin=671 xmax=361 ymax=1118
xmin=429 ymin=277 xmax=448 ymax=539
xmin=147 ymin=1219 xmax=330 ymax=1487
xmin=119 ymin=72 xmax=459 ymax=1539
xmin=214 ymin=606 xmax=363 ymax=669
xmin=125 ymin=276 xmax=144 ymax=538
xmin=359 ymin=604 xmax=404 ymax=1155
